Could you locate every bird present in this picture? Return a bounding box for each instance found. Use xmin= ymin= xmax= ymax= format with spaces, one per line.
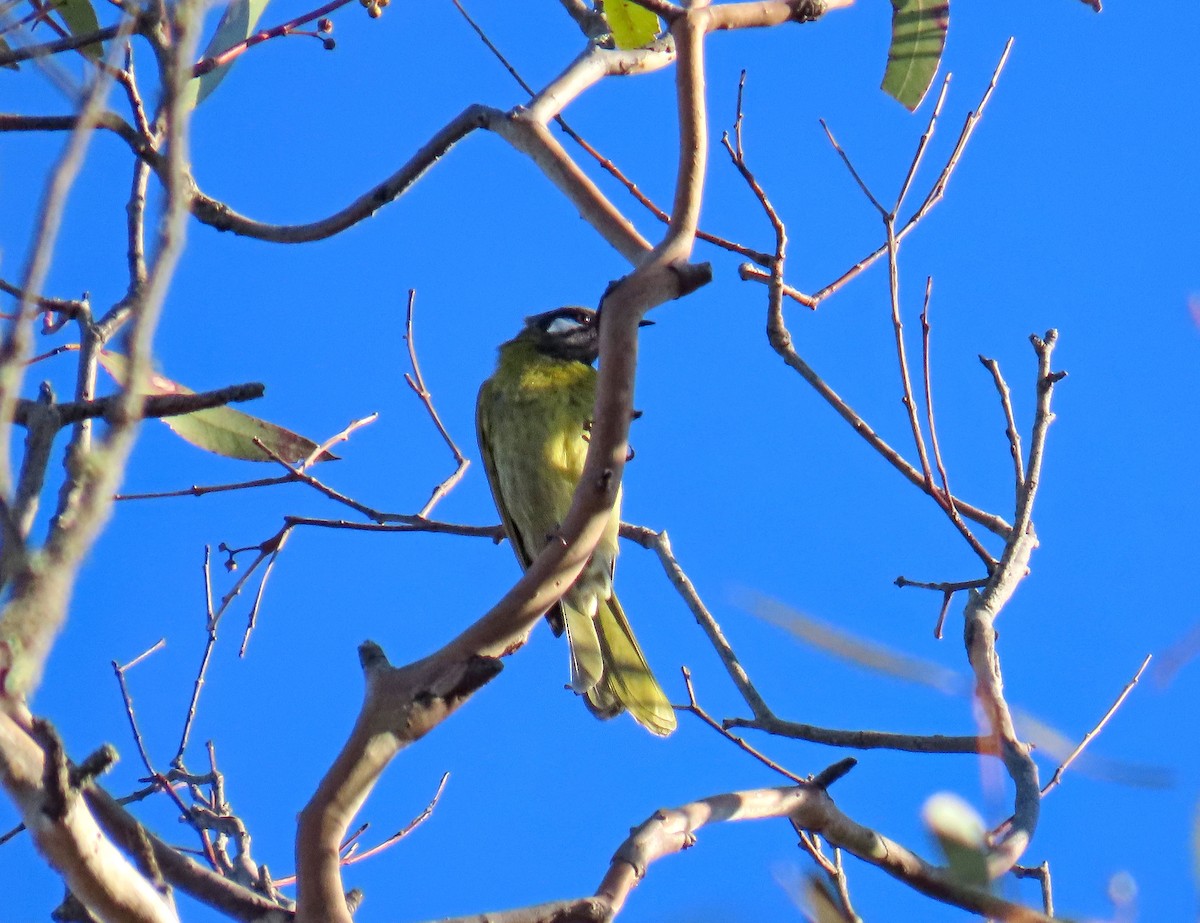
xmin=475 ymin=306 xmax=676 ymax=736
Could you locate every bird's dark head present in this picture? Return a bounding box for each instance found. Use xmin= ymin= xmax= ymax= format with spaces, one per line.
xmin=518 ymin=306 xmax=600 ymax=364
xmin=514 ymin=306 xmax=654 ymax=364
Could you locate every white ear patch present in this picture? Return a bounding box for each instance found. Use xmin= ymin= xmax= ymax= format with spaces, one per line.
xmin=545 ymin=316 xmax=585 ymax=335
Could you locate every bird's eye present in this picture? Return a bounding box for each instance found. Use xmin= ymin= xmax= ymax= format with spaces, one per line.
xmin=545 ymin=316 xmax=585 ymax=336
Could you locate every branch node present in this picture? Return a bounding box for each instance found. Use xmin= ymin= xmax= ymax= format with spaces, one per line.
xmin=668 ymin=260 xmax=713 ymax=298
xmin=810 ymin=757 xmax=857 ymax=790
xmin=70 ymin=744 xmax=119 ymax=788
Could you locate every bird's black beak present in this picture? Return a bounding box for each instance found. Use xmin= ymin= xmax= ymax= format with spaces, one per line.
xmin=638 ymin=319 xmax=655 ymax=328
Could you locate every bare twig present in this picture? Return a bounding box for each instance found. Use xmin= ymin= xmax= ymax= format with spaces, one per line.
xmin=980 ymin=355 xmax=1025 ymax=495
xmin=301 ymin=413 xmax=377 ymax=470
xmin=0 ymin=278 xmax=89 ymax=316
xmin=820 ymin=118 xmax=886 ymax=216
xmin=734 ymin=67 xmax=1009 ymax=538
xmin=190 ymin=0 xmax=353 ymax=76
xmin=894 ymin=575 xmax=988 ymax=639
xmin=1013 ymin=861 xmax=1054 ymax=916
xmin=115 ymin=476 xmax=294 ymax=501
xmin=0 ymin=22 xmax=126 ymax=67
xmin=12 ymin=382 xmax=265 ymax=428
xmin=811 ymin=40 xmax=1014 ymax=303
xmin=112 ymin=641 xmax=219 ymax=869
xmin=238 ymin=530 xmax=288 ymax=657
xmin=679 ymin=667 xmax=804 ymax=783
xmin=918 ymin=277 xmax=996 ymax=568
xmin=275 ymin=772 xmax=449 ymax=887
xmin=172 ymin=548 xmax=218 ymax=764
xmin=621 ymin=524 xmax=983 ymax=753
xmin=1040 ymin=655 xmax=1151 ymax=797
xmin=622 ymin=524 xmax=771 ymax=720
xmin=790 ymin=830 xmax=858 ymax=922
xmin=402 ymin=291 xmax=470 ymax=517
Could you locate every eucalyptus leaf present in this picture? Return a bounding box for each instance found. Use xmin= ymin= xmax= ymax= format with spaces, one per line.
xmin=97 ymin=351 xmax=335 ymax=463
xmin=605 ymin=0 xmax=659 ymax=50
xmin=881 ymin=0 xmax=949 ymax=111
xmin=182 ymin=0 xmax=271 ymax=109
xmin=55 ymin=0 xmax=104 ymax=60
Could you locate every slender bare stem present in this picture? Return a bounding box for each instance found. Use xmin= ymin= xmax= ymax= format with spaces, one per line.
xmin=1040 ymin=654 xmax=1151 ymax=797
xmin=402 ymin=291 xmax=470 ymax=518
xmin=679 ymin=667 xmax=804 ymax=783
xmin=980 ymin=355 xmax=1025 ymax=495
xmin=812 ymin=40 xmax=1014 ymax=303
xmin=919 ymin=278 xmax=995 ymax=568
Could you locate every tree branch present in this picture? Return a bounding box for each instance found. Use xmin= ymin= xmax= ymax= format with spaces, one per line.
xmin=11 ymin=382 xmax=264 ymax=428
xmin=0 ymin=712 xmax=178 ymax=923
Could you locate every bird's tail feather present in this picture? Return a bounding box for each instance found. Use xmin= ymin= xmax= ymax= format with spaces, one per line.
xmin=587 ymin=595 xmax=677 ymax=736
xmin=562 ymin=604 xmax=604 ymax=694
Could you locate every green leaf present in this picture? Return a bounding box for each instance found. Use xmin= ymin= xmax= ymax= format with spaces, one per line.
xmin=605 ymin=0 xmax=660 ymax=50
xmin=97 ymin=351 xmax=335 ymax=464
xmin=881 ymin=0 xmax=949 ymax=111
xmin=181 ymin=0 xmax=271 ymax=109
xmin=922 ymin=793 xmax=990 ymax=889
xmin=55 ymin=0 xmax=104 ymax=60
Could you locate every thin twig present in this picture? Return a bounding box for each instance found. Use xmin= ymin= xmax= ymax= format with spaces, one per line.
xmin=622 ymin=524 xmax=771 ymax=721
xmin=273 ymin=772 xmax=450 ymax=887
xmin=115 ymin=475 xmax=295 ymax=501
xmin=402 ymin=291 xmax=470 ymax=517
xmin=0 ymin=278 xmax=88 ymax=316
xmin=116 ymin=638 xmax=166 ymax=672
xmin=895 ymin=575 xmax=989 ymax=639
xmin=301 ymin=412 xmax=378 ymax=471
xmin=1013 ymin=330 xmax=1064 ymax=542
xmin=111 ymin=644 xmax=164 ymax=773
xmin=190 ymin=0 xmax=353 ymax=76
xmin=1040 ymin=655 xmax=1151 ymax=797
xmin=893 ymin=75 xmax=951 ymax=213
xmin=0 ymin=21 xmax=124 ymax=67
xmin=173 ymin=547 xmax=218 ymax=764
xmin=820 ymin=118 xmax=886 ymax=217
xmin=116 ymin=41 xmax=153 ymax=140
xmin=812 ymin=40 xmax=1014 ymax=303
xmin=979 ymin=355 xmax=1025 ymax=495
xmin=238 ymin=529 xmax=289 ymax=657
xmin=112 ymin=642 xmax=220 ymax=868
xmin=918 ymin=277 xmax=995 ymax=568
xmin=679 ymin=667 xmax=804 ymax=783
xmin=791 ymin=829 xmax=858 ymax=922
xmin=253 ymin=437 xmax=386 ymax=523
xmin=1012 ymin=862 xmax=1054 ymax=917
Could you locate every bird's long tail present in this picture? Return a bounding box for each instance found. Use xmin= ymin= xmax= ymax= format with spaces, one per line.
xmin=584 ymin=595 xmax=677 ymax=736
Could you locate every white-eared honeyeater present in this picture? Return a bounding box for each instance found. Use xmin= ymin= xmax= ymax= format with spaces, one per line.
xmin=476 ymin=307 xmax=676 ymax=736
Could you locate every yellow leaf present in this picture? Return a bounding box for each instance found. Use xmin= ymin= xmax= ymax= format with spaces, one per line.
xmin=606 ymin=0 xmax=659 ymax=50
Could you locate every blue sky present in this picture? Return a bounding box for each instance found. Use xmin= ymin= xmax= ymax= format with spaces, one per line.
xmin=3 ymin=2 xmax=1199 ymax=921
